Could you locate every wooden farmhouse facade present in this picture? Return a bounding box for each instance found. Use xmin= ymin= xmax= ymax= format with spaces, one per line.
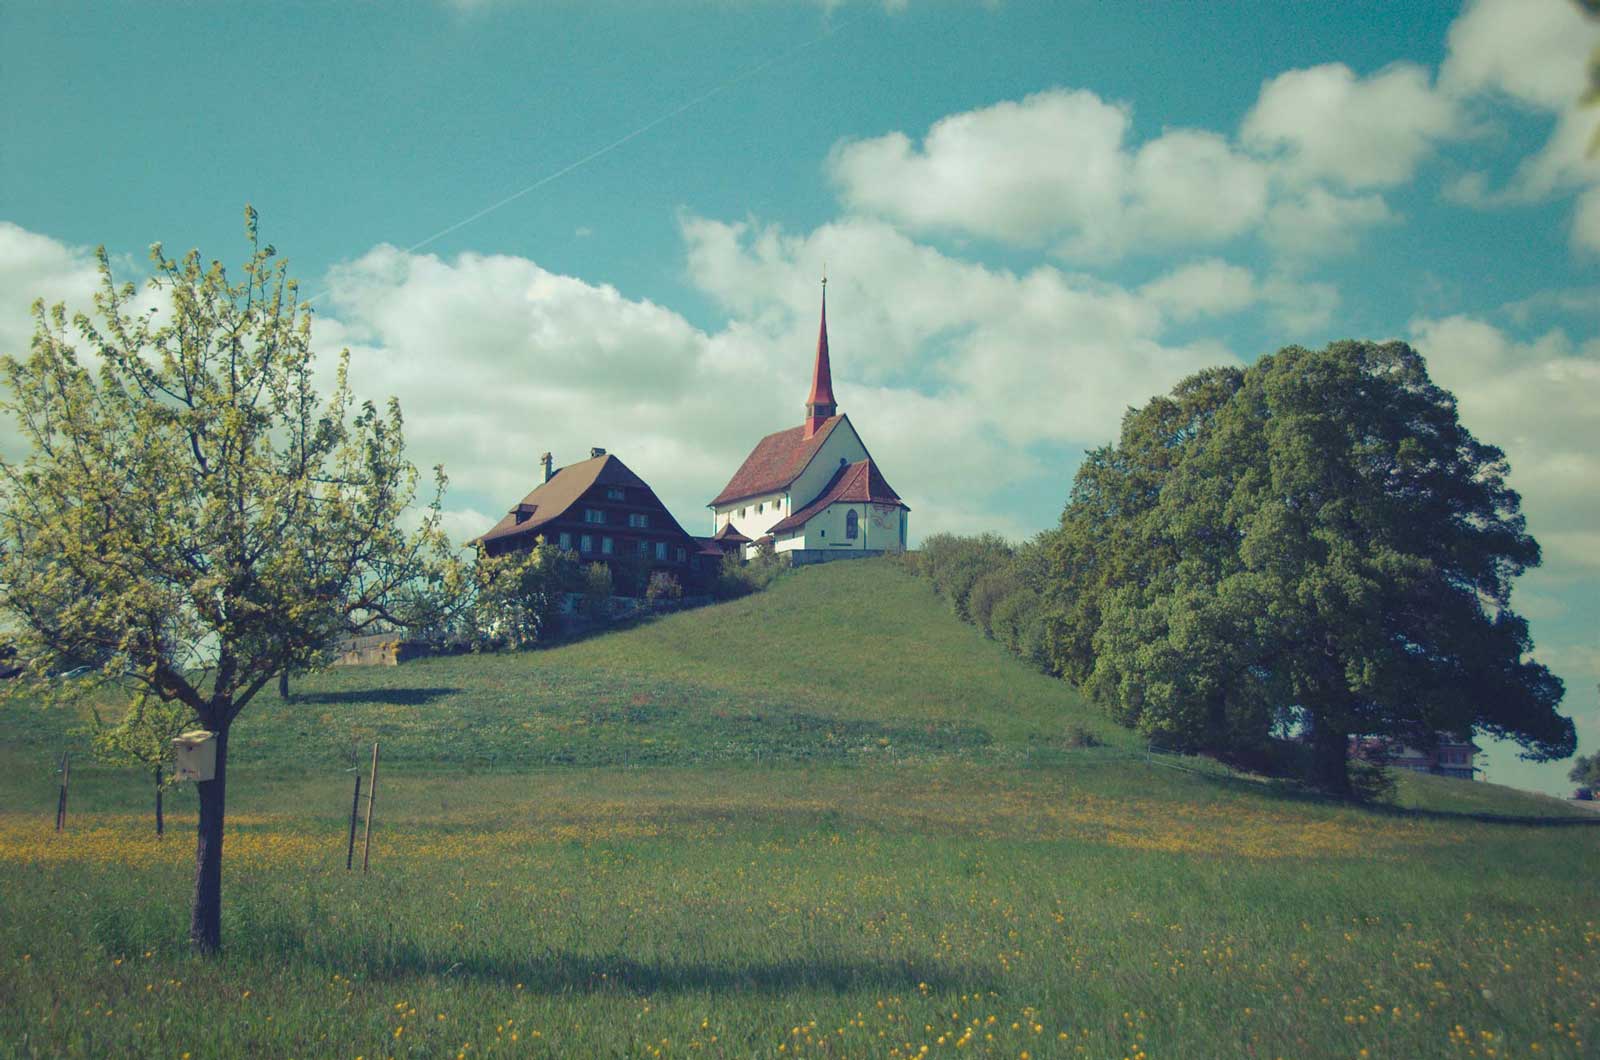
xmin=472 ymin=449 xmax=713 ymax=589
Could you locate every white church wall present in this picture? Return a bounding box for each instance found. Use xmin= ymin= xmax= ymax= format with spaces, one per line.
xmin=718 ymin=491 xmax=789 ymax=542
xmin=786 ymin=418 xmax=869 ymax=518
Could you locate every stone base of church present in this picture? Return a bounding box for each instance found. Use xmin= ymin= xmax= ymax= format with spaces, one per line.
xmin=782 ymin=548 xmax=895 ymax=567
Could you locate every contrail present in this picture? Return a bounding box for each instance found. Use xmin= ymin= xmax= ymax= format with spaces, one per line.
xmin=306 ymin=8 xmax=872 ymax=308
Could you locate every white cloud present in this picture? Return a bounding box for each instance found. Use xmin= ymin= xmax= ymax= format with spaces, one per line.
xmin=1139 ymin=259 xmax=1256 ymax=322
xmin=1241 ymin=62 xmax=1461 ymax=189
xmin=1441 ymin=0 xmax=1600 ymax=111
xmin=683 ymin=213 xmax=1237 ymax=450
xmin=828 ymin=89 xmax=1133 ymax=250
xmin=1574 ymin=185 xmax=1600 ymax=255
xmin=305 ymin=215 xmax=1246 ymax=546
xmin=1409 ymin=315 xmax=1600 ymax=573
xmin=1262 ymin=186 xmax=1396 ymax=258
xmin=0 ymin=223 xmax=105 ymax=364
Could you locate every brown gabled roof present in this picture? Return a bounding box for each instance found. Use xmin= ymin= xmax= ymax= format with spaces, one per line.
xmin=711 ymin=523 xmax=751 ymax=543
xmin=769 ymin=458 xmax=908 ymax=535
xmin=709 ymin=415 xmax=843 ymax=507
xmin=692 ymin=536 xmax=726 ymax=556
xmin=473 ymin=454 xmax=657 ymax=547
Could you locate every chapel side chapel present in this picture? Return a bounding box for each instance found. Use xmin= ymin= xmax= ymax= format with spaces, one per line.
xmin=708 ymin=283 xmax=909 ymax=560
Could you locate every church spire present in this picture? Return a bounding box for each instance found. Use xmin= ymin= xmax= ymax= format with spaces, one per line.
xmin=804 ymin=274 xmax=837 ymax=438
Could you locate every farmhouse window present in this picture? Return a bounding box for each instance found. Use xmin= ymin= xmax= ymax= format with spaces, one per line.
xmin=602 ymin=537 xmax=614 ymax=555
xmin=606 ymin=487 xmax=626 ymax=500
xmin=628 ymin=513 xmax=648 ymax=528
xmin=559 ymin=532 xmax=571 ymax=550
xmin=580 ymin=534 xmax=594 ymax=553
xmin=638 ymin=539 xmax=650 ymax=556
xmin=584 ymin=508 xmax=605 ymax=524
xmin=654 ymin=541 xmax=667 ymax=560
xmin=675 ymin=546 xmax=685 ymax=563
xmin=846 ymin=509 xmax=859 ymax=540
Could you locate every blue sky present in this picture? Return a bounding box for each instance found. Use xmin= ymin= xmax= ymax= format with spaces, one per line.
xmin=2 ymin=0 xmax=1597 ymax=796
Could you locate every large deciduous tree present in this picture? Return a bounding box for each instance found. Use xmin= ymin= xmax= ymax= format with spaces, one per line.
xmin=0 ymin=208 xmax=464 ymax=951
xmin=1048 ymin=341 xmax=1574 ymax=794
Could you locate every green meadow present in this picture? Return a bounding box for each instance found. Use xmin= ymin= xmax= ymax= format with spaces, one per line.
xmin=1 ymin=561 xmax=1595 ymax=1059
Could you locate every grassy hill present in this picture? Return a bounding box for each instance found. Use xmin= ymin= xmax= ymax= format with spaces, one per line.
xmin=1 ymin=559 xmax=1595 ymax=1059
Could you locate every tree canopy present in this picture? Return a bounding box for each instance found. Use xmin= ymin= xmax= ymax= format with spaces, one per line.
xmin=1045 ymin=341 xmax=1574 ymax=793
xmin=0 ymin=208 xmax=464 ymax=950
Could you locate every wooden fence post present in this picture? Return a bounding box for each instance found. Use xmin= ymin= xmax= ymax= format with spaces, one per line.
xmin=361 ymin=742 xmax=380 ymax=874
xmin=345 ymin=772 xmax=362 ymax=870
xmin=54 ymin=752 xmax=70 ymax=832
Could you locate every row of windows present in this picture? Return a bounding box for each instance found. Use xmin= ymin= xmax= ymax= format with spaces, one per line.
xmin=582 ymin=508 xmax=651 ymax=528
xmin=735 ymin=497 xmax=785 ymax=519
xmin=557 ymin=531 xmax=684 ymax=563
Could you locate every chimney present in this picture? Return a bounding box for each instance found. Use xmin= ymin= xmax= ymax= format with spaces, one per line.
xmin=590 ymin=446 xmax=606 ymax=458
xmin=539 ymin=452 xmax=553 ymax=483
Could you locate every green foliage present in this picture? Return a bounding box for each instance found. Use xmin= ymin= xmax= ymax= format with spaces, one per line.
xmin=645 ymin=570 xmax=683 ymax=602
xmin=711 ymin=542 xmax=786 ymax=601
xmin=468 ymin=540 xmax=578 ymax=650
xmin=1570 ymin=750 xmax=1600 ymax=789
xmin=1049 ymin=342 xmax=1575 ymax=794
xmin=0 ymin=207 xmax=465 ymax=950
xmin=581 ymin=561 xmax=614 ymax=622
xmin=85 ymin=694 xmax=192 ymax=777
xmin=0 ymin=206 xmax=465 ymax=726
xmin=918 ymin=532 xmax=1014 ymax=622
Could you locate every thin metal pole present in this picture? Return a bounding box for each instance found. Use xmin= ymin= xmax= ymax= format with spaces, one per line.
xmin=345 ymin=773 xmax=362 ymax=870
xmin=55 ymin=752 xmax=70 ymax=832
xmin=361 ymin=742 xmax=380 ymax=874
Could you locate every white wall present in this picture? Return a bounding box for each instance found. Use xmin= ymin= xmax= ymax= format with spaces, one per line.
xmin=773 ymin=500 xmax=906 ymax=553
xmin=711 ymin=416 xmax=871 ymax=541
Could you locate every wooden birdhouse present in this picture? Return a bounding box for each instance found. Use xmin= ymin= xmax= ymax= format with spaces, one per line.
xmin=170 ymin=730 xmax=218 ymax=782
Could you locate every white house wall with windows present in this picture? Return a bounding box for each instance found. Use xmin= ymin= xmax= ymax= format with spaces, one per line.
xmin=707 ymin=282 xmax=909 ymax=560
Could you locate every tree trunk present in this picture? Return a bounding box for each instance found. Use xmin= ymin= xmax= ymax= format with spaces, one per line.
xmin=1308 ymin=714 xmax=1352 ymax=797
xmin=190 ymin=723 xmax=228 ymax=953
xmin=278 ymin=670 xmax=290 ymax=700
xmin=154 ymin=764 xmax=164 ymax=838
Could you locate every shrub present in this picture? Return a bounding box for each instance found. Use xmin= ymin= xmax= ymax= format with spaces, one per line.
xmin=645 ymin=571 xmax=683 ymax=602
xmin=581 ymin=562 xmax=614 ymax=623
xmin=968 ymin=569 xmax=1021 ymax=637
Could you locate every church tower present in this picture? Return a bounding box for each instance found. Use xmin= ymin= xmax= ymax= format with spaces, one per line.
xmin=804 ymin=279 xmax=836 ymax=438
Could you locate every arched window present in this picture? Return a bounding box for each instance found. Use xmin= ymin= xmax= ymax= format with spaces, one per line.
xmin=845 ymin=509 xmax=859 ymax=540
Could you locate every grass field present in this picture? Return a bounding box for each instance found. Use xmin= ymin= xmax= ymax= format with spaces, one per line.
xmin=1 ymin=561 xmax=1595 ymax=1058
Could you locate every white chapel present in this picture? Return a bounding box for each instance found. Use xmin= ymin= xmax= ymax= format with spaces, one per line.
xmin=707 ymin=282 xmax=909 ymax=560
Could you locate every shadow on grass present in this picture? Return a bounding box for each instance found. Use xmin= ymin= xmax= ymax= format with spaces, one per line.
xmin=291 ymin=687 xmax=461 ymax=707
xmin=361 ymin=946 xmax=978 ymax=995
xmin=1168 ymin=760 xmax=1600 ymax=827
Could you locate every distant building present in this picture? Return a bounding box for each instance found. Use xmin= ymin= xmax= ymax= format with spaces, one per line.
xmin=1349 ymin=734 xmax=1478 ymax=781
xmin=472 ymin=449 xmax=713 ymax=588
xmin=708 ymin=280 xmax=909 ymax=562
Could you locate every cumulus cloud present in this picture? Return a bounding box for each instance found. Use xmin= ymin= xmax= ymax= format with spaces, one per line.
xmin=1241 ymin=62 xmax=1461 ymax=189
xmin=1409 ymin=315 xmax=1600 ymax=573
xmin=0 ymin=222 xmax=105 ymax=362
xmin=1440 ymin=0 xmax=1599 ymax=111
xmin=682 ymin=213 xmax=1237 ymax=451
xmin=1262 ymin=186 xmax=1397 ymax=259
xmin=827 ymin=89 xmax=1133 ymax=250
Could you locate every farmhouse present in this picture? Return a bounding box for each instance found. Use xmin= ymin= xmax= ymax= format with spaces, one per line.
xmin=1349 ymin=735 xmax=1479 ymax=781
xmin=708 ymin=282 xmax=909 ymax=561
xmin=472 ymin=448 xmax=712 ymax=585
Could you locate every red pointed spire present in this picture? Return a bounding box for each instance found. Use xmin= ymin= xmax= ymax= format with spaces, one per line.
xmin=804 ymin=276 xmax=837 ymax=437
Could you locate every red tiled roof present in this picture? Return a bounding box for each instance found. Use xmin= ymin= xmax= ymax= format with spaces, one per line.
xmin=709 ymin=415 xmax=843 ymax=507
xmin=473 ymin=454 xmax=660 ymax=546
xmin=807 ymin=287 xmax=835 ymax=410
xmin=768 ymin=458 xmax=907 ymax=534
xmin=711 ymin=523 xmax=751 ymax=543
